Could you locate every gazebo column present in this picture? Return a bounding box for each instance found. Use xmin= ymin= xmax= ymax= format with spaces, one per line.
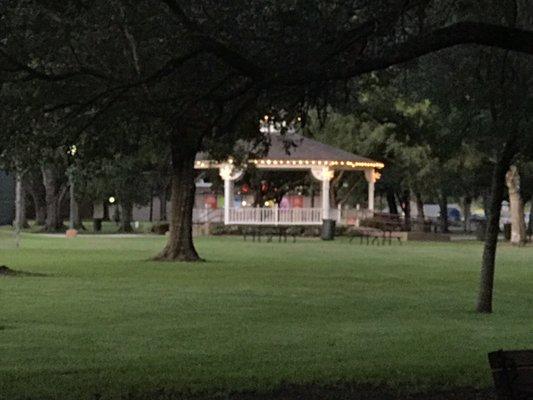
xmin=364 ymin=168 xmax=376 ymax=212
xmin=311 ymin=167 xmax=335 ymax=239
xmin=223 ymin=179 xmax=233 ymax=223
xmin=219 ymin=163 xmax=243 ymax=225
xmin=321 ymin=177 xmax=331 ymax=220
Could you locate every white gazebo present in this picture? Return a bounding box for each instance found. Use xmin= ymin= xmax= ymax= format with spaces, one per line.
xmin=195 ymin=130 xmax=384 ymax=227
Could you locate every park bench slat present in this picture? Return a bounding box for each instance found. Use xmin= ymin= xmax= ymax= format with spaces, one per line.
xmin=488 ymin=350 xmax=533 ymax=399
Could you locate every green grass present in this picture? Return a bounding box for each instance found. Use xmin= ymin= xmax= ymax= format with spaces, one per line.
xmin=0 ymin=234 xmax=531 ymax=400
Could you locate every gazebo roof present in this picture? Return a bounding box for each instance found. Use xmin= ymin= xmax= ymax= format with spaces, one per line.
xmin=195 ymin=132 xmax=384 ymax=170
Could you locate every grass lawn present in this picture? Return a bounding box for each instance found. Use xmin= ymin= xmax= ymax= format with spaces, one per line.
xmin=0 ymin=234 xmax=531 ymax=400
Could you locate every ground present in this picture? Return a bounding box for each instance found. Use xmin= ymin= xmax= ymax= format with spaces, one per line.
xmin=0 ymin=233 xmax=531 ymax=400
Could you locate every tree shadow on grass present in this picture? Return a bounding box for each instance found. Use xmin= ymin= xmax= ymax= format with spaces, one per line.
xmin=0 ymin=265 xmax=48 ymax=277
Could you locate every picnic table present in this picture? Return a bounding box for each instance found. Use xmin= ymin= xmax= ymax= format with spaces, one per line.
xmin=347 ymin=212 xmax=406 ymax=245
xmin=241 ymin=226 xmax=304 ymax=242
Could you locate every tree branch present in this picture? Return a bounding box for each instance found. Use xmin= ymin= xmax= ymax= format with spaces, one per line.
xmin=0 ymin=48 xmax=118 ymax=83
xmin=160 ymin=0 xmax=263 ymax=78
xmin=277 ymin=22 xmax=533 ymax=84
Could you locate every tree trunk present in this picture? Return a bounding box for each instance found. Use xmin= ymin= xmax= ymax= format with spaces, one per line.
xmin=399 ymin=189 xmax=411 ymax=231
xmin=119 ymin=201 xmax=134 ymax=233
xmin=476 ymin=145 xmax=516 ymax=313
xmin=155 ymin=145 xmax=201 ymax=262
xmin=149 ymin=189 xmax=154 ymax=222
xmin=25 ymin=171 xmax=47 ymax=226
xmin=415 ymin=192 xmax=425 ymax=224
xmin=386 ymin=188 xmax=398 ymax=214
xmin=462 ymin=196 xmax=472 ymax=232
xmin=14 ymin=171 xmax=28 ymax=230
xmin=159 ymin=188 xmax=167 ymax=221
xmin=41 ymin=166 xmax=65 ymax=232
xmin=68 ymin=171 xmax=79 ymax=230
xmin=527 ymin=196 xmax=533 ymax=239
xmin=439 ymin=193 xmax=449 ymax=233
xmin=505 ymin=165 xmax=526 ymax=245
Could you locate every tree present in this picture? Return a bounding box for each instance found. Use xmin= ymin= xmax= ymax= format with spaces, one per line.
xmin=505 ymin=165 xmax=527 ymax=245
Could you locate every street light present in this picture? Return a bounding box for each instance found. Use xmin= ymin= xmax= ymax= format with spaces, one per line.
xmin=66 ymin=145 xmax=78 ymax=237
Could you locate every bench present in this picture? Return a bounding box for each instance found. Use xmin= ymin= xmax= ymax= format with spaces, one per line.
xmin=489 ymin=350 xmax=533 ymax=399
xmin=242 ymin=226 xmax=304 ymax=243
xmin=346 ymin=226 xmax=403 ymax=245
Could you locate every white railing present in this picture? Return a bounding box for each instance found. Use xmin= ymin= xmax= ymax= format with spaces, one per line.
xmin=192 ymin=207 xmax=374 ymax=226
xmin=228 ymin=207 xmax=327 ymax=225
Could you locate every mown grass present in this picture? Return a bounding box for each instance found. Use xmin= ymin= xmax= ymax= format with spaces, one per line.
xmin=0 ymin=234 xmax=531 ymax=400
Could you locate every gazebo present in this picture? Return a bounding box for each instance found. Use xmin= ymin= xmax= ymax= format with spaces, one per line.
xmin=195 ymin=130 xmax=384 ymax=227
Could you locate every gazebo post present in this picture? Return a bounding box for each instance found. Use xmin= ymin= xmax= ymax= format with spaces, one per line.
xmin=365 ymin=168 xmax=376 ymax=212
xmin=219 ymin=163 xmax=244 ymax=225
xmin=321 ymin=177 xmax=331 ymax=220
xmin=223 ymin=178 xmax=233 ymax=224
xmin=311 ymin=167 xmax=335 ymax=238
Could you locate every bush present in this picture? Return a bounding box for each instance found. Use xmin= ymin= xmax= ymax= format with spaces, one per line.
xmin=151 ymin=223 xmax=169 ymax=235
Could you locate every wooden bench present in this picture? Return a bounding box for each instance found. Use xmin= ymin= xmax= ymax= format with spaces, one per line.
xmin=347 ymin=212 xmax=406 ymax=245
xmin=346 ymin=226 xmax=403 ymax=245
xmin=242 ymin=226 xmax=304 ymax=243
xmin=489 ymin=350 xmax=533 ymax=399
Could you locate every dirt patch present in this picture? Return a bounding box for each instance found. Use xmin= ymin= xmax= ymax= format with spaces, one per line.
xmin=0 ymin=265 xmax=47 ymax=277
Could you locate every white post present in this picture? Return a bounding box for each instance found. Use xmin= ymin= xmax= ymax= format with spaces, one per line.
xmin=322 ymin=177 xmax=330 ymax=220
xmin=219 ymin=162 xmax=243 ymax=225
xmin=365 ymin=169 xmax=376 ymax=212
xmin=223 ymin=178 xmax=233 ymax=224
xmin=311 ymin=167 xmax=334 ymax=221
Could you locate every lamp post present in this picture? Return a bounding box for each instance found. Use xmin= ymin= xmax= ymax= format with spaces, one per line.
xmin=66 ymin=145 xmax=78 ymax=238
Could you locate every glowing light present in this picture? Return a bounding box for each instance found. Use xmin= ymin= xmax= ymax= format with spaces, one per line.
xmin=241 ymin=200 xmax=247 ymax=206
xmin=108 ymin=196 xmax=116 ymax=204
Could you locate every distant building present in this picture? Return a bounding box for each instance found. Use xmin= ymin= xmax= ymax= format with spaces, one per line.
xmin=0 ymin=171 xmax=15 ymax=225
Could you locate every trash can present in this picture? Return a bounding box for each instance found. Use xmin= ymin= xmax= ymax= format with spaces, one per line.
xmin=93 ymin=218 xmax=102 ymax=233
xmin=321 ymin=219 xmax=336 ymax=240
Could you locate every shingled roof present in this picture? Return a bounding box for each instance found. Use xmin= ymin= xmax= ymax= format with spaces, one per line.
xmin=196 ymin=131 xmax=383 ymax=170
xmin=262 ymin=132 xmax=375 ymax=162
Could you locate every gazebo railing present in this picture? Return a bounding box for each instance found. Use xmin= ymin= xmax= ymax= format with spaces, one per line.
xmin=191 ymin=207 xmax=374 ymax=226
xmin=228 ymin=207 xmax=330 ymax=225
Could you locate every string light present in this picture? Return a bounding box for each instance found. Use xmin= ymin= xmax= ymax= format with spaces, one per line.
xmin=195 ymin=159 xmax=384 ymax=169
